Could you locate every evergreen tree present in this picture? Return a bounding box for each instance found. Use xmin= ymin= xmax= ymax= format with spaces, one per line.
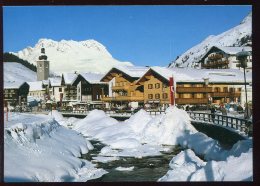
xmin=3 ymin=53 xmax=37 ymax=72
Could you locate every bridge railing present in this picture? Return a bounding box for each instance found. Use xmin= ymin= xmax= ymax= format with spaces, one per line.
xmin=187 ymin=111 xmax=252 ymax=137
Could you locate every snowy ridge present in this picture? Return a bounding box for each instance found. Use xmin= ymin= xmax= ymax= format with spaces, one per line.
xmin=4 ymin=62 xmax=37 ymax=88
xmin=12 ymin=38 xmax=133 ymax=74
xmin=169 ymin=12 xmax=252 ymax=68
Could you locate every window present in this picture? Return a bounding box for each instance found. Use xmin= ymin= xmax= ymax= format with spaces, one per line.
xmin=214 ymin=87 xmax=220 ymax=92
xmin=163 ymin=84 xmax=168 ymax=88
xmin=155 ymin=83 xmax=160 ymax=89
xmin=229 ymin=88 xmax=235 ymax=92
xmin=59 ymin=88 xmax=62 ymax=92
xmin=238 ymin=88 xmax=242 ymax=92
xmin=223 ymin=87 xmax=228 ymax=92
xmin=78 ymin=88 xmax=80 ymax=93
xmin=39 ymin=64 xmax=42 ymax=68
xmin=155 ymin=94 xmax=160 ymax=99
xmin=148 ymin=94 xmax=153 ymax=99
xmin=148 ymin=84 xmax=153 ymax=89
xmin=162 ymin=93 xmax=168 ymax=99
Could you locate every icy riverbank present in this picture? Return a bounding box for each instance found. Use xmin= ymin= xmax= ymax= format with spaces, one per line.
xmin=70 ymin=107 xmax=252 ymax=181
xmin=4 ymin=106 xmax=252 ymax=182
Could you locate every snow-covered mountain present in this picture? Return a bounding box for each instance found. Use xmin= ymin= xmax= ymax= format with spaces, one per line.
xmin=4 ymin=62 xmax=37 ymax=86
xmin=12 ymin=39 xmax=133 ymax=74
xmin=169 ymin=12 xmax=252 ymax=68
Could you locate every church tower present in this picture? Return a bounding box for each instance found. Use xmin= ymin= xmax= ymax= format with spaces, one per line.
xmin=37 ymin=47 xmax=49 ymax=81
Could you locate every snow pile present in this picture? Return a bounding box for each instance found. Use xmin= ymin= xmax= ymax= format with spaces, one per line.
xmin=72 ymin=107 xmax=224 ymax=159
xmin=158 ymin=149 xmax=206 ymax=181
xmin=13 ymin=38 xmax=133 ymax=74
xmin=4 ymin=114 xmax=107 ymax=182
xmin=159 ymin=145 xmax=252 ymax=181
xmin=141 ymin=107 xmax=196 ymax=145
xmin=72 ymin=106 xmax=252 ymax=181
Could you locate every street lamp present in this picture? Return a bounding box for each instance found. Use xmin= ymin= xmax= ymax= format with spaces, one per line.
xmin=203 ymin=77 xmax=210 ymax=112
xmin=236 ymin=51 xmax=250 ymax=119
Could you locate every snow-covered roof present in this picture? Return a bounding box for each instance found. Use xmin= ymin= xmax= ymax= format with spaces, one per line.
xmin=80 ymin=73 xmax=107 ymax=84
xmin=140 ymin=66 xmax=252 ymax=84
xmin=114 ymin=66 xmax=149 ymax=78
xmin=215 ymin=46 xmax=251 ymax=55
xmin=62 ymin=73 xmax=78 ymax=85
xmin=113 ymin=65 xmax=149 ymax=78
xmin=27 ymin=81 xmax=45 ymax=91
xmin=42 ymin=80 xmax=49 ymax=86
xmin=4 ymin=81 xmax=28 ymax=89
xmin=49 ymin=77 xmax=62 ymax=86
xmin=102 ymin=66 xmax=149 ymax=80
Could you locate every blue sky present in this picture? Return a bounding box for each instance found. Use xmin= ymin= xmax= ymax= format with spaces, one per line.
xmin=3 ymin=6 xmax=251 ymax=66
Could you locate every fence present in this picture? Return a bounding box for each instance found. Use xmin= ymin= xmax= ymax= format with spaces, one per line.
xmin=187 ymin=111 xmax=252 ymax=137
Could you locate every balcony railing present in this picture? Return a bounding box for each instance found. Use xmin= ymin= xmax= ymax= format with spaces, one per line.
xmin=102 ymin=96 xmax=144 ymax=102
xmin=202 ymin=60 xmax=229 ymax=68
xmin=176 ymin=98 xmax=208 ymax=104
xmin=176 ymin=87 xmax=213 ymax=93
xmin=211 ymin=92 xmax=241 ymax=97
xmin=112 ymin=85 xmax=130 ymax=91
xmin=208 ymin=54 xmax=223 ymax=60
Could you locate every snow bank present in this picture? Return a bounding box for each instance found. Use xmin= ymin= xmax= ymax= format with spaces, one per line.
xmin=141 ymin=107 xmax=197 ymax=145
xmin=125 ymin=109 xmax=152 ymax=134
xmin=49 ymin=110 xmax=68 ymax=127
xmin=4 ymin=114 xmax=107 ymax=182
xmin=72 ymin=107 xmax=224 ymax=159
xmin=159 ymin=140 xmax=253 ymax=181
xmin=158 ymin=149 xmax=206 ymax=181
xmin=73 ymin=110 xmax=118 ymax=137
xmin=72 ymin=107 xmax=252 ymax=181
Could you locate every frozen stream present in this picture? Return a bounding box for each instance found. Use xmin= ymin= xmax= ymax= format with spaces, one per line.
xmin=82 ymin=140 xmax=183 ymax=182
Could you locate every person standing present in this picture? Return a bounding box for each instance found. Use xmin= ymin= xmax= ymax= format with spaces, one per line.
xmin=210 ymin=106 xmax=216 ymax=123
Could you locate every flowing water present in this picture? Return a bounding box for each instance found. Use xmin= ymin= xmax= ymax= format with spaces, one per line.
xmin=81 ymin=140 xmax=183 ymax=182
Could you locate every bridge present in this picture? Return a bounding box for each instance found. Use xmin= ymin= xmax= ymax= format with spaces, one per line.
xmin=61 ymin=110 xmax=252 ymax=145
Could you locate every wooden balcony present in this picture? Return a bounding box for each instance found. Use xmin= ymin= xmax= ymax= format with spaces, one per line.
xmin=176 ymin=98 xmax=208 ymax=105
xmin=176 ymin=87 xmax=213 ymax=93
xmin=102 ymin=96 xmax=144 ymax=102
xmin=211 ymin=92 xmax=241 ymax=97
xmin=208 ymin=54 xmax=223 ymax=60
xmin=112 ymin=85 xmax=129 ymax=91
xmin=202 ymin=60 xmax=229 ymax=69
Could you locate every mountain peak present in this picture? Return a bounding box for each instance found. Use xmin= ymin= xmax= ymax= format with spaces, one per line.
xmin=169 ymin=12 xmax=252 ymax=68
xmin=240 ymin=11 xmax=252 ymax=24
xmin=13 ymin=38 xmax=133 ymax=74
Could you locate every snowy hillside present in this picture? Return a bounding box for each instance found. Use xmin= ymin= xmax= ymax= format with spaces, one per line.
xmin=12 ymin=39 xmax=133 ymax=74
xmin=169 ymin=12 xmax=252 ymax=68
xmin=4 ymin=62 xmax=37 ymax=86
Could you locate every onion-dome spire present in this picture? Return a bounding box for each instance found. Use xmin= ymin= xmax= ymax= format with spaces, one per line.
xmin=39 ymin=44 xmax=48 ymax=60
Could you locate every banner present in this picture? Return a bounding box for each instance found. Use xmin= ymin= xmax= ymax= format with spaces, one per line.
xmin=169 ymin=77 xmax=175 ymax=105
